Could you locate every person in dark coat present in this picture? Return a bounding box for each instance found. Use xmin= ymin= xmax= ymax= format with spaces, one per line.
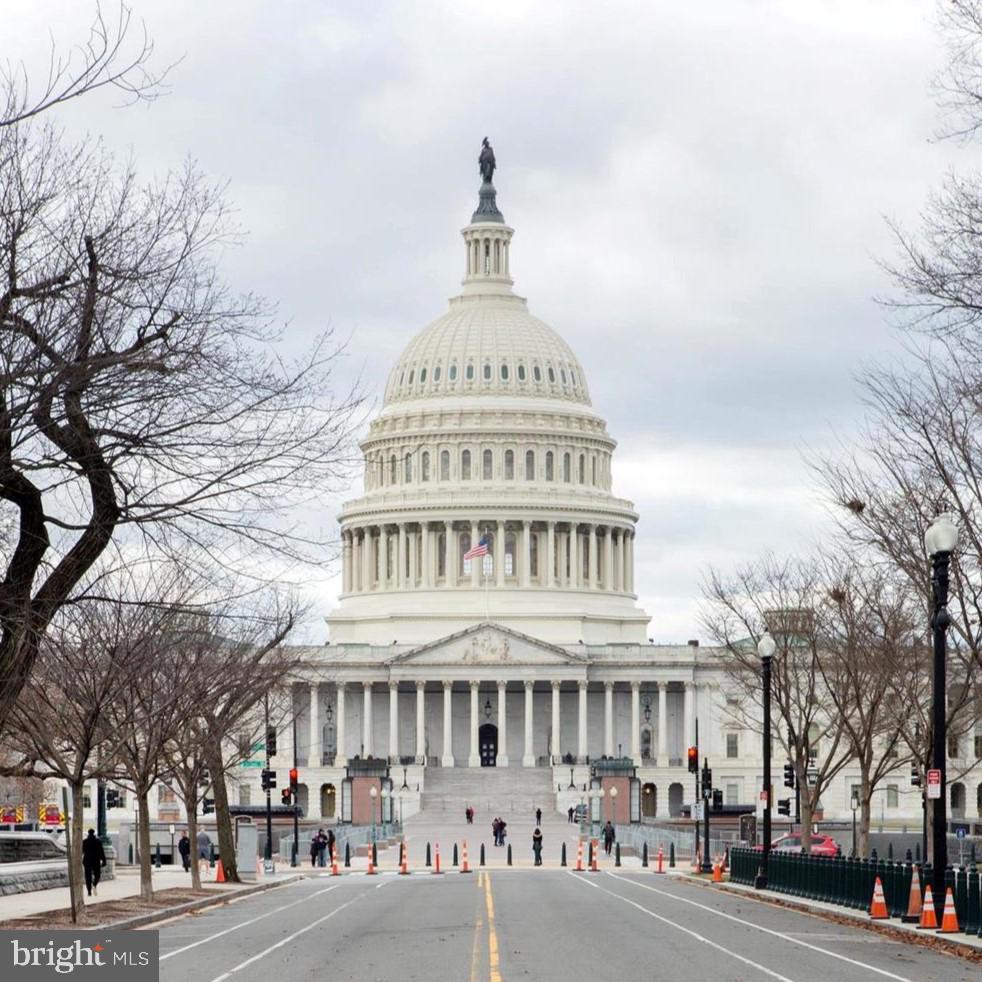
xmin=326 ymin=829 xmax=336 ymax=864
xmin=535 ymin=807 xmax=542 ymax=825
xmin=178 ymin=831 xmax=191 ymax=872
xmin=567 ymin=806 xmax=574 ymax=823
xmin=81 ymin=829 xmax=106 ymax=897
xmin=532 ymin=827 xmax=543 ymax=866
xmin=197 ymin=830 xmax=212 ymax=875
xmin=603 ymin=821 xmax=615 ymax=856
xmin=309 ymin=833 xmax=320 ymax=868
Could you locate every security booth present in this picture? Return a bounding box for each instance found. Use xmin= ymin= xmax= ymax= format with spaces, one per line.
xmin=591 ymin=758 xmax=640 ymax=825
xmin=341 ymin=758 xmax=392 ymax=826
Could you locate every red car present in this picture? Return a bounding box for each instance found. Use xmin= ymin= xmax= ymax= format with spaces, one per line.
xmin=768 ymin=833 xmax=839 ymax=857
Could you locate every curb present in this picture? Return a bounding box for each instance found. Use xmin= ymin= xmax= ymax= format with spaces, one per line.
xmin=101 ymin=875 xmax=305 ymax=930
xmin=680 ymin=875 xmax=982 ymax=961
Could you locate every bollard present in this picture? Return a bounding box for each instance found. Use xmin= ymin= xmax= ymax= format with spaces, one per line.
xmin=155 ymin=843 xmax=161 ymax=870
xmin=887 ymin=842 xmax=893 ymax=860
xmin=433 ymin=842 xmax=442 ymax=875
xmin=590 ymin=839 xmax=599 ymax=872
xmin=507 ymin=843 xmax=512 ymax=866
xmin=453 ymin=843 xmax=459 ymax=867
xmin=480 ymin=843 xmax=486 ymax=866
xmin=588 ymin=840 xmax=593 ymax=868
xmin=905 ymin=848 xmax=913 ymax=864
xmin=561 ymin=842 xmax=567 ymax=867
xmin=426 ymin=842 xmax=431 ymax=867
xmin=345 ymin=842 xmax=351 ymax=867
xmin=372 ymin=842 xmax=378 ymax=868
xmin=915 ymin=841 xmax=921 ymax=863
xmin=641 ymin=842 xmax=648 ymax=868
xmin=669 ymin=842 xmax=676 ymax=868
xmin=615 ymin=843 xmax=621 ymax=868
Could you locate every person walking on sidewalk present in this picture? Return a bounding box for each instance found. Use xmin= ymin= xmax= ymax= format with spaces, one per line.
xmin=567 ymin=806 xmax=574 ymax=823
xmin=532 ymin=827 xmax=543 ymax=866
xmin=178 ymin=831 xmax=191 ymax=872
xmin=81 ymin=829 xmax=106 ymax=897
xmin=535 ymin=807 xmax=542 ymax=825
xmin=197 ymin=830 xmax=212 ymax=876
xmin=603 ymin=820 xmax=615 ymax=857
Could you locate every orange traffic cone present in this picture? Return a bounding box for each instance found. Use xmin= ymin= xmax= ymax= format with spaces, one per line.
xmin=712 ymin=861 xmax=722 ymax=883
xmin=331 ymin=845 xmax=340 ymax=876
xmin=461 ymin=839 xmax=471 ymax=873
xmin=655 ymin=845 xmax=664 ymax=874
xmin=574 ymin=839 xmax=584 ymax=872
xmin=901 ymin=866 xmax=923 ymax=923
xmin=433 ymin=841 xmax=442 ymax=874
xmin=937 ymin=887 xmax=959 ymax=934
xmin=869 ymin=876 xmax=888 ymax=919
xmin=366 ymin=847 xmax=376 ymax=876
xmin=214 ymin=859 xmax=226 ymax=883
xmin=590 ymin=839 xmax=599 ymax=872
xmin=399 ymin=840 xmax=409 ymax=875
xmin=918 ymin=884 xmax=938 ymax=929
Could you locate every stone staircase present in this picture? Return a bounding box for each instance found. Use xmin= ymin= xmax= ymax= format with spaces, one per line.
xmin=418 ymin=766 xmax=557 ymax=818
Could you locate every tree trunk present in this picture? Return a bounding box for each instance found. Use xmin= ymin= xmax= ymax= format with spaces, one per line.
xmin=136 ymin=788 xmax=154 ymax=901
xmin=800 ymin=795 xmax=813 ymax=854
xmin=69 ymin=780 xmax=86 ymax=921
xmin=179 ymin=779 xmax=202 ymax=891
xmin=204 ymin=736 xmax=239 ymax=882
xmin=859 ymin=772 xmax=873 ymax=859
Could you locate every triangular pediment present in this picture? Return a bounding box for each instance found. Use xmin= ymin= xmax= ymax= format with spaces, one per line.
xmin=389 ymin=622 xmax=586 ymax=667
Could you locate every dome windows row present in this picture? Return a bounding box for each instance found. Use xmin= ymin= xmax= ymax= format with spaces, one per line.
xmin=365 ymin=445 xmax=612 ymax=491
xmin=393 ymin=357 xmax=583 ymax=399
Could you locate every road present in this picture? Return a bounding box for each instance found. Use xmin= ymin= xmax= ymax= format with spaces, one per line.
xmin=156 ymin=871 xmax=976 ymax=982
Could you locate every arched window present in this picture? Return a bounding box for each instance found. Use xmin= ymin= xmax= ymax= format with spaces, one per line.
xmin=530 ymin=531 xmax=539 ymax=578
xmin=483 ymin=362 xmax=492 ymax=381
xmin=460 ymin=532 xmax=472 ymax=576
xmin=419 ymin=367 xmax=427 ymax=383
xmin=560 ymin=368 xmax=567 ymax=385
xmin=461 ymin=449 xmax=471 ymax=480
xmin=504 ymin=449 xmax=514 ymax=480
xmin=592 ymin=456 xmax=597 ymax=485
xmin=578 ymin=454 xmax=585 ymax=484
xmin=505 ymin=532 xmax=516 ymax=576
xmin=483 ymin=449 xmax=493 ymax=480
xmin=533 ymin=364 xmax=542 ymax=382
xmin=437 ymin=532 xmax=446 ymax=577
xmin=449 ymin=363 xmax=458 ymax=381
xmin=481 ymin=531 xmax=494 ymax=578
xmin=500 ymin=363 xmax=509 ymax=380
xmin=404 ymin=453 xmax=412 ymax=483
xmin=465 ymin=363 xmax=475 ymax=380
xmin=408 ymin=369 xmax=414 ymax=385
xmin=571 ymin=369 xmax=578 ymax=386
xmin=399 ymin=371 xmax=405 ymax=385
xmin=545 ymin=451 xmax=554 ymax=481
xmin=517 ymin=363 xmax=526 ymax=381
xmin=421 ymin=451 xmax=430 ymax=482
xmin=389 ymin=455 xmax=397 ymax=485
xmin=433 ymin=365 xmax=441 ymax=381
xmin=563 ymin=452 xmax=571 ymax=483
xmin=547 ymin=366 xmax=556 ymax=383
xmin=440 ymin=450 xmax=450 ymax=481
xmin=525 ymin=450 xmax=535 ymax=480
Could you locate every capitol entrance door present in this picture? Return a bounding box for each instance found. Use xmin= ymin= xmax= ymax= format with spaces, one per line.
xmin=479 ymin=724 xmax=498 ymax=767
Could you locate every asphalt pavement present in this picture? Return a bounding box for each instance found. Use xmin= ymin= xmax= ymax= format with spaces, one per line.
xmin=155 ymin=870 xmax=978 ymax=982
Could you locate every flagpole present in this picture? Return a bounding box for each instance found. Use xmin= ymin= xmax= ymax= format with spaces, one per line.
xmin=484 ymin=527 xmax=491 ymax=622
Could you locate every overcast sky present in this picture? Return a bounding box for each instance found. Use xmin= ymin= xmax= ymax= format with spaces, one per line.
xmin=7 ymin=1 xmax=972 ymax=642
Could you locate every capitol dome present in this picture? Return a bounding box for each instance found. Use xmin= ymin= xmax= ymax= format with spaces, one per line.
xmin=327 ymin=151 xmax=649 ymax=646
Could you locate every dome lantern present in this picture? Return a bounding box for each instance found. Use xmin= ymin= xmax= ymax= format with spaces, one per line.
xmin=462 ymin=138 xmax=514 ymax=298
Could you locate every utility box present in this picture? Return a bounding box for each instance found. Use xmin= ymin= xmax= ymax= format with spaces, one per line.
xmin=236 ymin=821 xmax=258 ymax=882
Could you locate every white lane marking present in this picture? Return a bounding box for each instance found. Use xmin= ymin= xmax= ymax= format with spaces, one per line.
xmin=207 ymin=882 xmax=384 ymax=982
xmin=605 ymin=873 xmax=915 ymax=982
xmin=160 ymin=883 xmax=342 ymax=960
xmin=570 ymin=872 xmax=797 ymax=982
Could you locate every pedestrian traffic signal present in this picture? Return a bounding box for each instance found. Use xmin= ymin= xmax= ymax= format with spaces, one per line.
xmin=202 ymin=798 xmax=215 ymax=815
xmin=687 ymin=747 xmax=698 ymax=773
xmin=777 ymin=798 xmax=791 ymax=816
xmin=910 ymin=766 xmax=921 ymax=787
xmin=701 ymin=764 xmax=712 ymax=795
xmin=266 ymin=726 xmax=277 ymax=757
xmin=105 ymin=788 xmax=119 ymax=808
xmin=289 ymin=767 xmax=298 ymax=791
xmin=261 ymin=769 xmax=276 ymax=791
xmin=712 ymin=789 xmax=723 ymax=811
xmin=783 ymin=762 xmax=795 ymax=788
xmin=281 ymin=788 xmax=292 ymax=806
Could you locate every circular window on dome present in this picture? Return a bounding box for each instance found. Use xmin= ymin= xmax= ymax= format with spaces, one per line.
xmin=449 ymin=364 xmax=458 ymax=381
xmin=433 ymin=365 xmax=442 ymax=381
xmin=547 ymin=366 xmax=556 ymax=384
xmin=533 ymin=365 xmax=542 ymax=382
xmin=483 ymin=363 xmax=492 ymax=381
xmin=419 ymin=367 xmax=427 ymax=384
xmin=465 ymin=364 xmax=475 ymax=381
xmin=518 ymin=364 xmax=526 ymax=381
xmin=501 ymin=363 xmax=509 ymax=381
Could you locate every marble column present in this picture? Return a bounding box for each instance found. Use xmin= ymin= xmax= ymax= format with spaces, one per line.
xmin=397 ymin=524 xmax=406 ymax=589
xmin=496 ymin=681 xmax=509 ymax=767
xmin=523 ymin=681 xmax=535 ymax=767
xmin=469 ymin=682 xmax=480 ymax=767
xmin=589 ymin=525 xmax=598 ymax=588
xmin=445 ymin=521 xmax=456 ymax=588
xmin=441 ymin=681 xmax=454 ymax=767
xmin=470 ymin=521 xmax=481 ymax=587
xmin=612 ymin=530 xmax=622 ymax=592
xmin=351 ymin=531 xmax=361 ymax=593
xmin=630 ymin=682 xmax=641 ymax=764
xmin=603 ymin=527 xmax=613 ymax=590
xmin=522 ymin=521 xmax=532 ymax=587
xmin=547 ymin=522 xmax=556 ymax=587
xmin=551 ymin=682 xmax=561 ymax=764
xmin=415 ymin=681 xmax=426 ymax=763
xmin=626 ymin=533 xmax=634 ymax=594
xmin=496 ymin=520 xmax=505 ymax=587
xmin=362 ymin=528 xmax=372 ymax=592
xmin=342 ymin=533 xmax=352 ymax=593
xmin=408 ymin=527 xmax=418 ymax=588
xmin=657 ymin=682 xmax=668 ymax=767
xmin=308 ymin=683 xmax=321 ymax=768
xmin=557 ymin=530 xmax=567 ymax=587
xmin=362 ymin=682 xmax=374 ymax=757
xmin=577 ymin=681 xmax=588 ymax=762
xmin=604 ymin=682 xmax=614 ymax=757
xmin=421 ymin=522 xmax=431 ymax=588
xmin=388 ymin=682 xmax=399 ymax=762
xmin=379 ymin=525 xmax=388 ymax=590
xmin=569 ymin=524 xmax=580 ymax=588
xmin=334 ymin=683 xmax=346 ymax=767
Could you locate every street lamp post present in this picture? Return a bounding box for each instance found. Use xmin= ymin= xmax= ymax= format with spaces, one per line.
xmin=369 ymin=786 xmax=378 ymax=844
xmin=925 ymin=512 xmax=959 ymax=915
xmin=755 ymin=631 xmax=776 ymax=889
xmin=381 ymin=787 xmax=390 ymax=837
xmin=609 ymin=785 xmax=618 ymax=824
xmin=850 ymin=790 xmax=859 ymax=857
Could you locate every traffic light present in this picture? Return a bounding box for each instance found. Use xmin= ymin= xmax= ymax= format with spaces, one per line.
xmin=712 ymin=789 xmax=723 ymax=811
xmin=687 ymin=747 xmax=698 ymax=773
xmin=202 ymin=798 xmax=215 ymax=814
xmin=266 ymin=726 xmax=277 ymax=757
xmin=701 ymin=764 xmax=712 ymax=796
xmin=199 ymin=767 xmax=210 ymax=786
xmin=261 ymin=769 xmax=276 ymax=791
xmin=105 ymin=788 xmax=119 ymax=808
xmin=281 ymin=788 xmax=292 ymax=806
xmin=289 ymin=767 xmax=299 ymax=791
xmin=777 ymin=798 xmax=791 ymax=816
xmin=783 ymin=762 xmax=795 ymax=788
xmin=910 ymin=765 xmax=921 ymax=787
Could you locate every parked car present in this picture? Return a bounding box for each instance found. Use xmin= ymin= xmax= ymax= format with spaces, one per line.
xmin=767 ymin=833 xmax=839 ymax=857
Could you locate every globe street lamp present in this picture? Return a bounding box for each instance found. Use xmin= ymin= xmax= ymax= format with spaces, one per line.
xmin=925 ymin=512 xmax=958 ymax=915
xmin=381 ymin=786 xmax=389 ymax=837
xmin=369 ymin=785 xmax=378 ymax=844
xmin=755 ymin=631 xmax=776 ymax=889
xmin=609 ymin=785 xmax=619 ymax=825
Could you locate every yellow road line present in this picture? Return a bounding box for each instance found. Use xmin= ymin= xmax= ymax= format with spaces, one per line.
xmin=484 ymin=871 xmax=502 ymax=982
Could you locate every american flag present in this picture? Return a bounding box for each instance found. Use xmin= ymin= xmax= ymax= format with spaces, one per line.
xmin=463 ymin=534 xmax=490 ymax=561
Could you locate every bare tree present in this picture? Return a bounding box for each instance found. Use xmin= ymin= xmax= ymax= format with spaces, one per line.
xmin=0 ymin=107 xmax=360 ymax=728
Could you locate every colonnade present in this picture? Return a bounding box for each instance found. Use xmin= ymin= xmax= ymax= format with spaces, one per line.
xmin=340 ymin=520 xmax=634 ymax=595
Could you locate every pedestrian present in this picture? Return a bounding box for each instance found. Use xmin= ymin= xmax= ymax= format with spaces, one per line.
xmin=492 ymin=818 xmax=500 ymax=846
xmin=567 ymin=806 xmax=574 ymax=824
xmin=309 ymin=832 xmax=320 ymax=868
xmin=532 ymin=827 xmax=543 ymax=866
xmin=81 ymin=829 xmax=106 ymax=897
xmin=326 ymin=829 xmax=336 ymax=865
xmin=317 ymin=829 xmax=328 ymax=867
xmin=197 ymin=829 xmax=212 ymax=876
xmin=498 ymin=819 xmax=507 ymax=848
xmin=178 ymin=831 xmax=191 ymax=872
xmin=603 ymin=820 xmax=615 ymax=857
xmin=535 ymin=807 xmax=542 ymax=825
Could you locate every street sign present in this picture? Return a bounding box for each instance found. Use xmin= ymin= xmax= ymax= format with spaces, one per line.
xmin=926 ymin=768 xmax=942 ymax=800
xmin=693 ymin=802 xmax=704 ymax=821
xmin=240 ymin=760 xmax=264 ymax=768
